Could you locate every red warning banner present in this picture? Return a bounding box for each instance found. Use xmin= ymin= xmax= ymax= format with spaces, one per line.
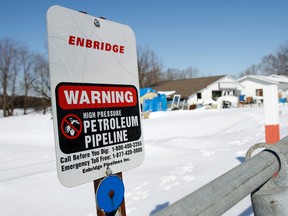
xmin=57 ymin=84 xmax=138 ymax=110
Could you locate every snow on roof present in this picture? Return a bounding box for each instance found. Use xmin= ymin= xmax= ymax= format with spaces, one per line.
xmin=157 ymin=91 xmax=176 ymax=97
xmin=238 ymin=74 xmax=288 ymax=85
xmin=268 ymin=74 xmax=288 ymax=83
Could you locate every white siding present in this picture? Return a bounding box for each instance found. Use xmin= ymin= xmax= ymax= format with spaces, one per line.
xmin=240 ymin=80 xmax=266 ymax=98
xmin=188 ymin=95 xmax=197 ymax=104
xmin=187 ymin=76 xmax=241 ymax=105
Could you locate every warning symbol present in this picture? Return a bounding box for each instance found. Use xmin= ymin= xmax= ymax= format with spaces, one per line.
xmin=61 ymin=114 xmax=83 ymax=139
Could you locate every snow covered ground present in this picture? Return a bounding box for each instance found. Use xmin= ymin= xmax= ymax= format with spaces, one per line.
xmin=1 ymin=106 xmax=288 ymax=216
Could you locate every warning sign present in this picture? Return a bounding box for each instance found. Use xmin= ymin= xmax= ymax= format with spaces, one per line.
xmin=47 ymin=5 xmax=144 ymax=187
xmin=56 ymin=83 xmax=141 ymax=154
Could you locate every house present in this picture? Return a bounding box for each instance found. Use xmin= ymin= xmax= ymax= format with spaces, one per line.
xmin=237 ymin=75 xmax=288 ymax=103
xmin=150 ymin=75 xmax=243 ymax=108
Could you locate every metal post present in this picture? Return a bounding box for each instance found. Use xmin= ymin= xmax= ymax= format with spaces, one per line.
xmin=154 ymin=136 xmax=288 ymax=216
xmin=247 ymin=144 xmax=288 ymax=215
xmin=117 ymin=172 xmax=127 ymax=216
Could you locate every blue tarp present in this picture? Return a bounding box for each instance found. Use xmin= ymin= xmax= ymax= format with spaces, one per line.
xmin=239 ymin=95 xmax=245 ymax=102
xmin=279 ymin=98 xmax=287 ymax=103
xmin=140 ymin=87 xmax=157 ymax=97
xmin=140 ymin=88 xmax=167 ymax=112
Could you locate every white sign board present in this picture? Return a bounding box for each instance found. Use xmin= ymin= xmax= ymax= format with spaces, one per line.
xmin=47 ymin=5 xmax=144 ymax=187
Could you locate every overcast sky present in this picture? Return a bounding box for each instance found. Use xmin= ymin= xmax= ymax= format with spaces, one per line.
xmin=1 ymin=0 xmax=288 ymax=77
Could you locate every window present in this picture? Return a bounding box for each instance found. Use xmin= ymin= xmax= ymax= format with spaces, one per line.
xmin=197 ymin=92 xmax=202 ymax=100
xmin=212 ymin=91 xmax=222 ymax=100
xmin=256 ymin=89 xmax=263 ymax=96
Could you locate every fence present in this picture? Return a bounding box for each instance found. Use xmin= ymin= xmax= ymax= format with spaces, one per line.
xmin=154 ymin=135 xmax=288 ymax=216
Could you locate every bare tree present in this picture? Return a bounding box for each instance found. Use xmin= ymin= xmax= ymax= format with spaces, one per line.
xmin=239 ymin=64 xmax=260 ymax=77
xmin=137 ymin=46 xmax=163 ymax=87
xmin=163 ymin=66 xmax=200 ymax=81
xmin=0 ymin=38 xmax=20 ymax=117
xmin=32 ymin=53 xmax=50 ymax=114
xmin=19 ymin=47 xmax=36 ymax=114
xmin=260 ymin=54 xmax=279 ymax=75
xmin=259 ymin=42 xmax=288 ymax=75
xmin=183 ymin=66 xmax=200 ymax=78
xmin=164 ymin=67 xmax=182 ymax=80
xmin=277 ymin=42 xmax=288 ymax=75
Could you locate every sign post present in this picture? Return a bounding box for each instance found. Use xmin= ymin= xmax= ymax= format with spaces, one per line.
xmin=263 ymin=85 xmax=280 ymax=144
xmin=94 ymin=173 xmax=127 ymax=216
xmin=47 ymin=5 xmax=144 ymax=215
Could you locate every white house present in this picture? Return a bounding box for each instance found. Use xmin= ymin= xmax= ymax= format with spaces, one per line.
xmin=237 ymin=75 xmax=288 ymax=102
xmin=151 ymin=75 xmax=243 ymax=107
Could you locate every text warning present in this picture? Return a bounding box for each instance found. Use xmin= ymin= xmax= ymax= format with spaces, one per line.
xmin=56 ymin=82 xmax=141 ymax=154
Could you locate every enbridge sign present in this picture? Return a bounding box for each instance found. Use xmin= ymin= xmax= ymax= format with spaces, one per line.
xmin=47 ymin=5 xmax=144 ymax=187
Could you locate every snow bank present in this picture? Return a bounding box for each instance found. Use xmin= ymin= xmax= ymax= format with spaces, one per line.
xmin=1 ymin=106 xmax=288 ymax=216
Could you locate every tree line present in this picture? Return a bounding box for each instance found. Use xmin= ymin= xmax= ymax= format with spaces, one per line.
xmin=0 ymin=38 xmax=50 ymax=117
xmin=1 ymin=37 xmax=288 ymax=117
xmin=137 ymin=46 xmax=201 ymax=87
xmin=239 ymin=41 xmax=288 ymax=77
xmin=138 ymin=41 xmax=288 ymax=88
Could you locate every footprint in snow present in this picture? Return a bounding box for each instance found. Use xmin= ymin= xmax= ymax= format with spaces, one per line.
xmin=159 ymin=163 xmax=195 ymax=191
xmin=125 ymin=182 xmax=149 ymax=202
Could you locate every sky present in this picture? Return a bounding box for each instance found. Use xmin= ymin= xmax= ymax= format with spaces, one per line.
xmin=1 ymin=0 xmax=288 ymax=77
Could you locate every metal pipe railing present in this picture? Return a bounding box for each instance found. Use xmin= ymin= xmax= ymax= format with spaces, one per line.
xmin=154 ymin=136 xmax=288 ymax=216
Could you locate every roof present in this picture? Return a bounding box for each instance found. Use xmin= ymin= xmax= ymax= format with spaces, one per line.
xmin=150 ymin=75 xmax=226 ymax=99
xmin=237 ymin=74 xmax=288 ymax=85
xmin=267 ymin=74 xmax=288 ymax=83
